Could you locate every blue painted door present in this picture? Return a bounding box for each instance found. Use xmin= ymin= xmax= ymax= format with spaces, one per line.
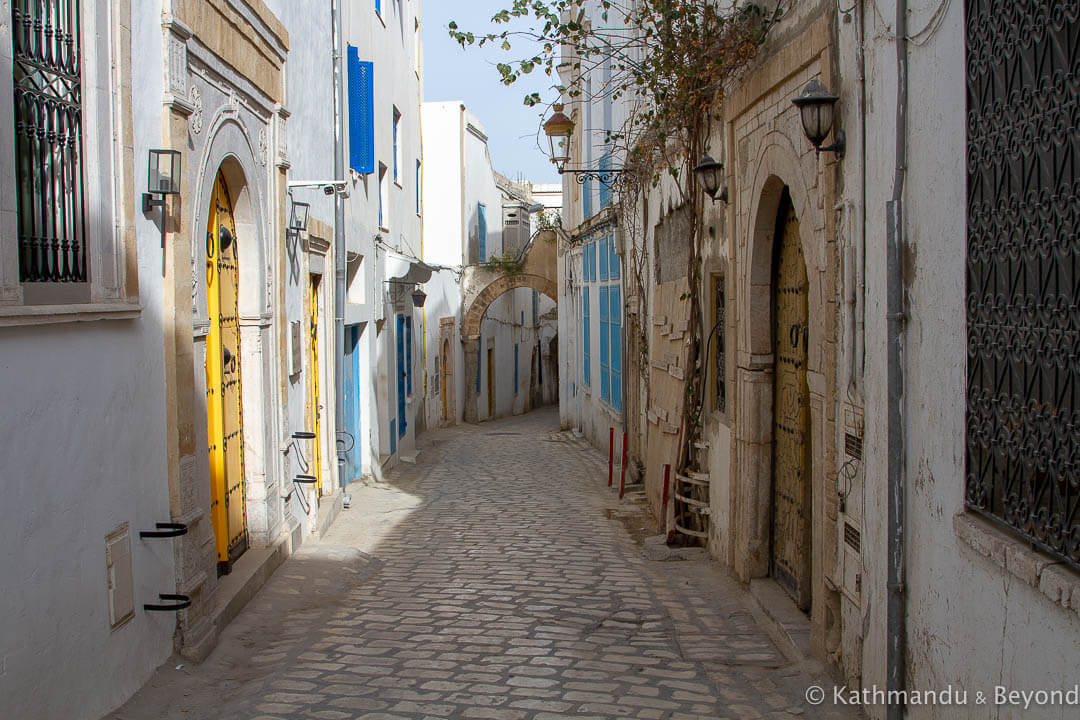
xmin=396 ymin=314 xmax=407 ymax=438
xmin=344 ymin=325 xmax=362 ymax=484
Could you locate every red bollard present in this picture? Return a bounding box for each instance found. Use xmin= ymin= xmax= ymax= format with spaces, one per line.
xmin=619 ymin=432 xmax=628 ymax=499
xmin=662 ymin=464 xmax=671 ymax=526
xmin=608 ymin=427 xmax=614 ymax=487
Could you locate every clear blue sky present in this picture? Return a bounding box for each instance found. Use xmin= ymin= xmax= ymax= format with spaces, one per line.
xmin=422 ymin=2 xmax=561 ymax=184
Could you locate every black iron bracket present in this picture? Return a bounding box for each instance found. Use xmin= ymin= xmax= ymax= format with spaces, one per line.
xmin=559 ymin=168 xmax=624 ymax=186
xmin=144 ymin=593 xmax=191 ymax=612
xmin=293 ymin=474 xmax=318 ymax=484
xmin=139 ymin=522 xmax=189 ymax=539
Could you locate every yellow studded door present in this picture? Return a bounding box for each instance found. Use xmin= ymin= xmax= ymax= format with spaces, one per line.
xmin=206 ymin=171 xmax=248 ymax=572
xmin=309 ymin=275 xmax=323 ymax=496
xmin=771 ymin=192 xmax=811 ymax=610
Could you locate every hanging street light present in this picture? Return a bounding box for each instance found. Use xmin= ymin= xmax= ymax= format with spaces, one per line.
xmin=693 ymin=154 xmax=728 ymax=203
xmin=792 ymin=78 xmax=846 ymax=157
xmin=542 ymin=104 xmax=623 ymax=186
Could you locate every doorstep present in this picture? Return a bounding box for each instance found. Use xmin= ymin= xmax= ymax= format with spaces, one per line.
xmin=316 ymin=488 xmax=344 ymax=538
xmin=746 ymin=577 xmax=812 ymax=663
xmin=209 ymin=521 xmax=302 ymax=643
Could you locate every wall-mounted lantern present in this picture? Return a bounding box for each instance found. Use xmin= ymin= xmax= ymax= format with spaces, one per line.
xmin=542 ymin=104 xmax=574 ymax=173
xmin=693 ymin=154 xmax=728 ymax=203
xmin=288 ymin=199 xmax=310 ymax=239
xmin=543 ymin=103 xmax=624 ymax=186
xmin=142 ymin=149 xmax=181 ymax=247
xmin=792 ymin=79 xmax=845 ymax=157
xmin=411 ymin=287 xmax=427 ymax=308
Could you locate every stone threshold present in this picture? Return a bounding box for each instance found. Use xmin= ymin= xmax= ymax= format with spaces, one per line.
xmin=207 ymin=520 xmax=303 ymax=648
xmin=746 ymin=577 xmax=812 ymax=664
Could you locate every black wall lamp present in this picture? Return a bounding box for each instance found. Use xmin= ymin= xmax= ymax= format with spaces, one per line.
xmin=143 ymin=149 xmax=181 ymax=247
xmin=411 ymin=287 xmax=427 ymax=308
xmin=693 ymin=154 xmax=728 ymax=203
xmin=792 ymin=79 xmax=845 ymax=157
xmin=543 ymin=104 xmax=624 ymax=186
xmin=288 ymin=199 xmax=310 ymax=240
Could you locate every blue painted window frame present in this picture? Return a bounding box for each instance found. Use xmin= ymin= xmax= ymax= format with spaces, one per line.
xmin=392 ymin=108 xmax=401 ymax=183
xmin=478 ymin=203 xmax=487 ymax=262
xmin=609 ymin=285 xmax=622 ymax=411
xmin=346 ymin=48 xmax=374 ymax=174
xmin=599 ymin=286 xmax=610 ymax=402
xmin=405 ymin=315 xmax=413 ymax=396
xmin=582 ymin=287 xmax=591 ymax=387
xmin=607 ymin=232 xmax=620 ymax=280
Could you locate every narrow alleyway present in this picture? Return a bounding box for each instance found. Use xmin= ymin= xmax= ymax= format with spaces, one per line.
xmin=108 ymin=409 xmax=857 ymax=720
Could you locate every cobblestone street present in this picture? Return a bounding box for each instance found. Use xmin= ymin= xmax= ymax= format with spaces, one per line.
xmin=109 ymin=409 xmax=858 ymax=720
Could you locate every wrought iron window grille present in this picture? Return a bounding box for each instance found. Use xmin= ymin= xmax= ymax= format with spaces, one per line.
xmin=11 ymin=0 xmax=87 ymax=284
xmin=964 ymin=0 xmax=1080 ymax=571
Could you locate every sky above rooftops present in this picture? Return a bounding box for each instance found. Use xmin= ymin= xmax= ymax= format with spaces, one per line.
xmin=422 ymin=1 xmax=561 ymax=185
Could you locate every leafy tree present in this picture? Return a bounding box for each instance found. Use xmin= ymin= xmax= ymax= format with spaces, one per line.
xmin=451 ymin=0 xmax=773 ymax=491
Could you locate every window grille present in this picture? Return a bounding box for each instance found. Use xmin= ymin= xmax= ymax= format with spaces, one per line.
xmin=714 ymin=274 xmax=726 ymax=414
xmin=12 ymin=0 xmax=87 ymax=283
xmin=965 ymin=0 xmax=1080 ymax=570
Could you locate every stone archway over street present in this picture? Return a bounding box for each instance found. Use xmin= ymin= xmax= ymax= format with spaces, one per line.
xmin=461 ymin=229 xmax=558 ymax=423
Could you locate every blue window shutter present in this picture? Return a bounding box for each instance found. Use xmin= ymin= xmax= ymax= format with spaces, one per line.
xmin=583 ymin=177 xmax=592 ymax=218
xmin=599 ymin=236 xmax=609 ymax=281
xmin=393 ymin=115 xmax=399 ymax=181
xmin=375 ymin=0 xmax=381 ymax=15
xmin=347 ymin=49 xmax=375 ymax=174
xmin=582 ymin=288 xmax=590 ymax=386
xmin=608 ymin=233 xmax=620 ymax=280
xmin=611 ymin=285 xmax=622 ymax=411
xmin=478 ymin=203 xmax=487 ymax=261
xmin=599 ymin=286 xmax=610 ymax=402
xmin=405 ymin=316 xmax=413 ymax=395
xmin=599 ymin=154 xmax=612 ymax=209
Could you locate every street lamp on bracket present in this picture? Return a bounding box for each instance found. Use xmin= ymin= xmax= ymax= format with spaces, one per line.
xmin=543 ymin=104 xmax=624 ymax=186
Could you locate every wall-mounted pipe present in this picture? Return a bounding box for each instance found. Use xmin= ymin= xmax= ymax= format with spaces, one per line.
xmin=331 ymin=0 xmax=347 ymax=489
xmin=886 ymin=0 xmax=909 ymax=716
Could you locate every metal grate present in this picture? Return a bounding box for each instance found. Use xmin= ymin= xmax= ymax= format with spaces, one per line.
xmin=965 ymin=1 xmax=1080 ymax=570
xmin=844 ymin=432 xmax=862 ymax=461
xmin=844 ymin=522 xmax=861 ymax=553
xmin=11 ymin=0 xmax=87 ymax=283
xmin=714 ymin=273 xmax=726 ymax=414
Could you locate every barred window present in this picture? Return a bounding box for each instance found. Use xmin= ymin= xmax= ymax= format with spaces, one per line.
xmin=712 ymin=272 xmax=726 ymax=415
xmin=965 ymin=1 xmax=1080 ymax=570
xmin=12 ymin=0 xmax=87 ymax=284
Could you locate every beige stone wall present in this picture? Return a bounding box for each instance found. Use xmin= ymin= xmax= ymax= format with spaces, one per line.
xmin=643 ymin=278 xmax=691 ymax=523
xmin=722 ymin=9 xmax=843 ymax=665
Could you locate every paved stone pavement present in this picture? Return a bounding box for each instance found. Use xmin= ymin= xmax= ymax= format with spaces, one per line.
xmin=108 ymin=408 xmax=860 ymax=720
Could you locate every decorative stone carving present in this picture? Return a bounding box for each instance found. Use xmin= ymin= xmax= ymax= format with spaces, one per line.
xmin=274 ymin=105 xmax=290 ymax=169
xmin=257 ymin=128 xmax=268 ymax=166
xmin=163 ymin=28 xmax=195 ymax=116
xmin=168 ymin=35 xmax=187 ymax=96
xmin=189 ymin=85 xmax=203 ymax=134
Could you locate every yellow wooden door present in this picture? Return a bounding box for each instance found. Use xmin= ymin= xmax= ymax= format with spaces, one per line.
xmin=771 ymin=194 xmax=811 ymax=610
xmin=206 ymin=171 xmax=247 ymax=569
xmin=487 ymin=347 xmax=495 ymax=417
xmin=441 ymin=340 xmax=449 ymax=421
xmin=309 ymin=275 xmax=323 ymax=496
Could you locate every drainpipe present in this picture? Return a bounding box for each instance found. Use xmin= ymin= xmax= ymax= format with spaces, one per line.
xmin=886 ymin=0 xmax=908 ymax=716
xmin=331 ymin=0 xmax=347 ymax=488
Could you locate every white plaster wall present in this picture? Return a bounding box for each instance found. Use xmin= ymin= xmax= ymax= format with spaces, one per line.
xmin=0 ymin=4 xmax=174 ymax=717
xmin=268 ymin=0 xmax=338 ymax=514
xmin=859 ymin=2 xmax=1080 ymax=716
xmin=339 ymin=0 xmax=423 ymax=473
